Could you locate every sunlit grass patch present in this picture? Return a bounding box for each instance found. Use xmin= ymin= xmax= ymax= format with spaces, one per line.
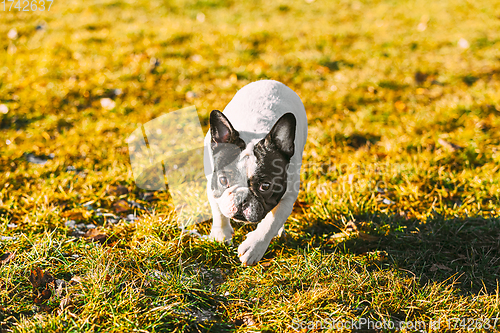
xmin=1 ymin=0 xmax=500 ymax=331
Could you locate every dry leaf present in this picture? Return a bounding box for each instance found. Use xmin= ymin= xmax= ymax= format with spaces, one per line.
xmin=240 ymin=314 xmax=256 ymax=326
xmin=430 ymin=263 xmax=452 ymax=272
xmin=328 ymin=232 xmax=351 ymax=243
xmin=38 ymin=304 xmax=52 ymax=312
xmin=113 ymin=200 xmax=131 ymax=213
xmin=29 ymin=267 xmax=55 ymax=290
xmin=139 ymin=192 xmax=157 ymax=202
xmin=60 ymin=295 xmax=72 ymax=310
xmin=54 ymin=279 xmax=66 ymax=297
xmin=0 ymin=252 xmax=15 ymax=265
xmin=69 ymin=276 xmax=82 ymax=285
xmin=83 ymin=228 xmax=109 ymax=244
xmin=29 ymin=267 xmax=56 ymax=305
xmin=414 ymin=71 xmax=428 ymax=84
xmin=40 ymin=288 xmax=52 ymax=300
xmin=358 ymin=232 xmax=380 ymax=242
xmin=61 ymin=209 xmax=91 ymax=220
xmin=259 ymin=260 xmax=272 ymax=267
xmin=107 ymin=185 xmax=129 ymax=196
xmin=438 ymin=138 xmax=464 ymax=152
xmin=293 ymin=200 xmax=310 ymax=213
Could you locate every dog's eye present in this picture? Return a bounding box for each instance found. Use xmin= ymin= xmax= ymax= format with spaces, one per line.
xmin=259 ymin=182 xmax=271 ymax=192
xmin=219 ymin=176 xmax=229 ymax=187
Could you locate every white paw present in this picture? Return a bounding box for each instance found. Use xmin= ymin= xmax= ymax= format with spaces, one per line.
xmin=208 ymin=227 xmax=233 ymax=243
xmin=277 ymin=225 xmax=286 ymax=238
xmin=237 ymin=232 xmax=270 ymax=266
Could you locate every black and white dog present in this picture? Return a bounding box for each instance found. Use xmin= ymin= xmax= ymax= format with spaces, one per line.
xmin=204 ymin=80 xmax=307 ymax=266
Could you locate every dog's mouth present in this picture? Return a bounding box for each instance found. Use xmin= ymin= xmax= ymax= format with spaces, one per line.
xmin=231 ymin=212 xmax=248 ymax=223
xmin=231 ymin=214 xmax=260 ymax=224
xmin=232 ymin=218 xmax=259 ymax=224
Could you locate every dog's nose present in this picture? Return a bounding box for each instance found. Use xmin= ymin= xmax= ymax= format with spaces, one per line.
xmin=241 ymin=195 xmax=251 ymax=207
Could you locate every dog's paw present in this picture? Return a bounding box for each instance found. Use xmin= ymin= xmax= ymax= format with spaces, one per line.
xmin=277 ymin=225 xmax=286 ymax=238
xmin=237 ymin=232 xmax=270 ymax=266
xmin=207 ymin=227 xmax=233 ymax=243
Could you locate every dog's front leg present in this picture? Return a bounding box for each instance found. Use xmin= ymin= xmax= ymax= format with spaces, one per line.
xmin=207 ymin=189 xmax=234 ymax=242
xmin=238 ymin=195 xmax=295 ymax=266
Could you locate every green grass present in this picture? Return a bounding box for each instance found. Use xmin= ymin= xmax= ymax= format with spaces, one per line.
xmin=1 ymin=0 xmax=500 ymax=331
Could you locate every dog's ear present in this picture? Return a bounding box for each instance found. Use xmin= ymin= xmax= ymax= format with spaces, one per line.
xmin=262 ymin=113 xmax=296 ymax=158
xmin=210 ymin=110 xmax=245 ymax=150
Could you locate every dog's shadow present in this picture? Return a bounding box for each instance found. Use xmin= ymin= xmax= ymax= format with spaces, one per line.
xmin=270 ymin=212 xmax=500 ymax=296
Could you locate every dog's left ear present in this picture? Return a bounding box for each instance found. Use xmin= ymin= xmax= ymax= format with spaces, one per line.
xmin=263 ymin=113 xmax=296 ymax=158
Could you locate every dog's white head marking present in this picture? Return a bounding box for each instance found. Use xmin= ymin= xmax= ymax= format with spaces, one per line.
xmin=237 ymin=141 xmax=257 ymax=179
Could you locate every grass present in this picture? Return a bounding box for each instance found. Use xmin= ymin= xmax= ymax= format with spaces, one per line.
xmin=1 ymin=0 xmax=500 ymax=331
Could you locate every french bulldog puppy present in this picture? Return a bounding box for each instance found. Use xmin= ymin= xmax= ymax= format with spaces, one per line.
xmin=204 ymin=80 xmax=307 ymax=266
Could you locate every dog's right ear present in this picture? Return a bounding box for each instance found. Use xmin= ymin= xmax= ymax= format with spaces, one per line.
xmin=210 ymin=110 xmax=245 ymax=150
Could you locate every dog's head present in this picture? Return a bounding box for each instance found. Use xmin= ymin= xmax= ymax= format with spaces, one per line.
xmin=209 ymin=110 xmax=296 ymax=222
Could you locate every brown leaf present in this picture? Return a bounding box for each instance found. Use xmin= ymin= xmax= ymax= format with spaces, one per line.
xmin=39 ymin=304 xmax=52 ymax=312
xmin=259 ymin=260 xmax=272 ymax=267
xmin=438 ymin=138 xmax=464 ymax=152
xmin=0 ymin=252 xmax=15 ymax=265
xmin=61 ymin=209 xmax=91 ymax=220
xmin=358 ymin=232 xmax=380 ymax=242
xmin=69 ymin=276 xmax=82 ymax=285
xmin=107 ymin=185 xmax=129 ymax=196
xmin=293 ymin=200 xmax=310 ymax=208
xmin=41 ymin=288 xmax=52 ymax=300
xmin=241 ymin=314 xmax=256 ymax=326
xmin=430 ymin=263 xmax=452 ymax=272
xmin=29 ymin=267 xmax=55 ymax=290
xmin=54 ymin=279 xmax=66 ymax=297
xmin=414 ymin=71 xmax=429 ymax=84
xmin=113 ymin=200 xmax=131 ymax=213
xmin=83 ymin=228 xmax=109 ymax=244
xmin=139 ymin=192 xmax=157 ymax=202
xmin=292 ymin=200 xmax=310 ymax=213
xmin=60 ymin=295 xmax=72 ymax=311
